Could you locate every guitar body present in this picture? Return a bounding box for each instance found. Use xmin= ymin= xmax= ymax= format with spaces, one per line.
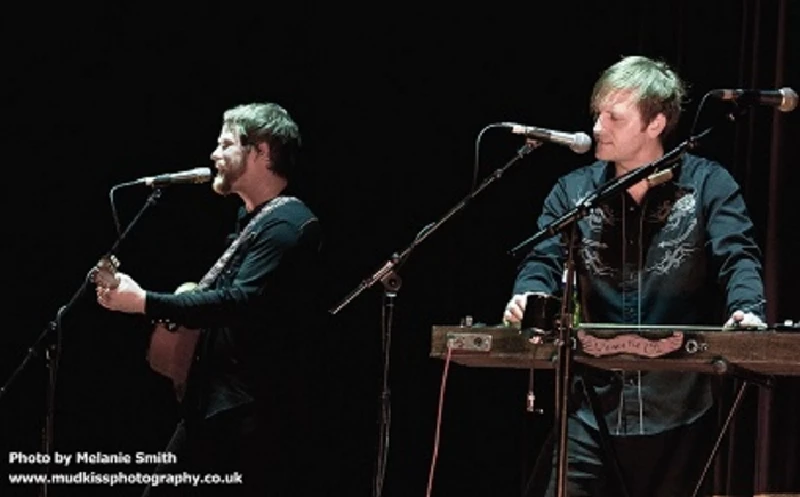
xmin=146 ymin=281 xmax=201 ymax=401
xmin=147 ymin=324 xmax=200 ymax=400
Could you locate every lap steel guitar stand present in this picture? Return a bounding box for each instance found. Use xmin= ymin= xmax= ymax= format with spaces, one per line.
xmin=430 ymin=322 xmax=800 ymax=497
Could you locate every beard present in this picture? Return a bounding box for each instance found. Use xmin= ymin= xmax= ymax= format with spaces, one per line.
xmin=212 ymin=162 xmax=245 ymax=195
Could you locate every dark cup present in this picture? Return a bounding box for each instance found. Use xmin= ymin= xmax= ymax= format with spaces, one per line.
xmin=521 ymin=293 xmax=561 ymax=340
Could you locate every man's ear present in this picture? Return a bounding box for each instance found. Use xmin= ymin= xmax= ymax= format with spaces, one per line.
xmin=647 ymin=113 xmax=667 ymax=138
xmin=256 ymin=141 xmax=273 ymax=170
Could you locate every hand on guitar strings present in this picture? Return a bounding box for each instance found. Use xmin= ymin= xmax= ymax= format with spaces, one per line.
xmin=95 ymin=272 xmax=146 ymax=314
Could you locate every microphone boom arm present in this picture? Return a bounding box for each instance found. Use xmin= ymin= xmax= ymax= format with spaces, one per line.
xmin=330 ymin=140 xmax=542 ymax=314
xmin=508 ymin=127 xmax=711 ymax=258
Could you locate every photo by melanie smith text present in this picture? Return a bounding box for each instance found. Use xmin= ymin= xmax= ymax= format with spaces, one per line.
xmin=8 ymin=450 xmax=177 ymax=467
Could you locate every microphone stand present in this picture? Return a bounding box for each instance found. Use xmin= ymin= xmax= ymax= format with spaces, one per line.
xmin=507 ymin=127 xmax=713 ymax=497
xmin=0 ymin=186 xmax=163 ymax=497
xmin=330 ymin=141 xmax=542 ymax=497
xmin=509 ymin=129 xmax=710 ymax=258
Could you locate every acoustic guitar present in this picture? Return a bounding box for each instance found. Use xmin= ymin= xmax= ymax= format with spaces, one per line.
xmin=91 ymin=256 xmax=200 ymax=401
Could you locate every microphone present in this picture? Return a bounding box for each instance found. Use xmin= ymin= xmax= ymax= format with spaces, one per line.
xmin=136 ymin=167 xmax=214 ymax=187
xmin=710 ymin=87 xmax=798 ymax=112
xmin=504 ymin=123 xmax=593 ymax=154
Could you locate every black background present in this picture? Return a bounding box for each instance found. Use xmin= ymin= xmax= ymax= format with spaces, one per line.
xmin=2 ymin=2 xmax=798 ymax=496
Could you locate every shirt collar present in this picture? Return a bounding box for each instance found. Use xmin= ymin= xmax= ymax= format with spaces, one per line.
xmin=592 ymin=156 xmax=695 ymax=192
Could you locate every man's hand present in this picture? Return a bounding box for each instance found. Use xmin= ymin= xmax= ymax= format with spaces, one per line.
xmin=503 ymin=291 xmax=551 ymax=325
xmin=723 ymin=310 xmax=766 ymax=330
xmin=96 ymin=272 xmax=146 ymax=314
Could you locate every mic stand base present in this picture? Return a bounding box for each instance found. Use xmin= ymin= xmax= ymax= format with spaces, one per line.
xmin=40 ymin=310 xmax=64 ymax=497
xmin=373 ymin=266 xmax=401 ymax=497
xmin=553 ymin=222 xmax=578 ymax=497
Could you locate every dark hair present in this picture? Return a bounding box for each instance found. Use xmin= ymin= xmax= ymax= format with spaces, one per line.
xmin=222 ymin=102 xmax=301 ymax=179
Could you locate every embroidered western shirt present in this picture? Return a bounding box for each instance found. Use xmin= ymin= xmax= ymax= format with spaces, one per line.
xmin=512 ymin=154 xmax=766 ymax=434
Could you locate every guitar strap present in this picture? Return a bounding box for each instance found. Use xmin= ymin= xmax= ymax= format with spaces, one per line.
xmin=196 ymin=195 xmax=299 ymax=290
xmin=171 ymin=196 xmax=299 ymax=407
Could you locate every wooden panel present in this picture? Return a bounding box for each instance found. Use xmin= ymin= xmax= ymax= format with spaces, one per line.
xmin=430 ymin=325 xmax=800 ymax=376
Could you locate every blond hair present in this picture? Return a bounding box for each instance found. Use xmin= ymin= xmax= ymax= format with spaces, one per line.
xmin=591 ymin=55 xmax=687 ymax=139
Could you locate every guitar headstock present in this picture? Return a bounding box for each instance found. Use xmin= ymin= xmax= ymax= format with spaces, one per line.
xmin=91 ymin=255 xmax=121 ymax=289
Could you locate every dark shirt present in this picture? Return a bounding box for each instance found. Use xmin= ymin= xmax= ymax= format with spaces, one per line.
xmin=144 ymin=195 xmax=322 ymax=421
xmin=513 ymin=154 xmax=765 ymax=435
